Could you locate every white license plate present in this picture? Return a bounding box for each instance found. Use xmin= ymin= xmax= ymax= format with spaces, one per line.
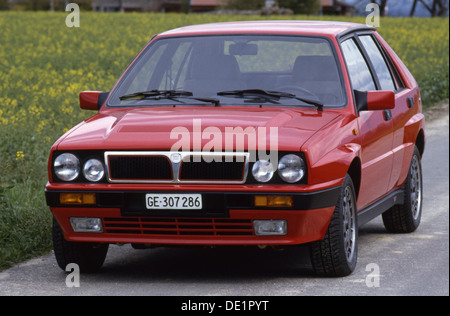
xmin=145 ymin=194 xmax=202 ymax=210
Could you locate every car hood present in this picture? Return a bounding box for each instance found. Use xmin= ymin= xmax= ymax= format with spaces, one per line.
xmin=56 ymin=107 xmax=340 ymax=152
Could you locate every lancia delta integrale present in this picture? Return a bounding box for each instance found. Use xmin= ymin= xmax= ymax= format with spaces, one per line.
xmin=46 ymin=21 xmax=425 ymax=276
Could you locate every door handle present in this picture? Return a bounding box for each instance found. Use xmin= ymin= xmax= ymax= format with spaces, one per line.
xmin=384 ymin=109 xmax=392 ymax=121
xmin=407 ymin=96 xmax=415 ymax=109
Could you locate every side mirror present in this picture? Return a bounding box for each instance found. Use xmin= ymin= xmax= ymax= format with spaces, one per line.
xmin=80 ymin=91 xmax=109 ymax=110
xmin=354 ymin=90 xmax=395 ymax=112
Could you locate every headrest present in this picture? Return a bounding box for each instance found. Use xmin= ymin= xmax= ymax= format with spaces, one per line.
xmin=190 ymin=54 xmax=240 ymax=80
xmin=293 ymin=55 xmax=340 ymax=82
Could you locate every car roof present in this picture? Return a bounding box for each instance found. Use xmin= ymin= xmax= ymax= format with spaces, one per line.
xmin=158 ymin=20 xmax=375 ymax=38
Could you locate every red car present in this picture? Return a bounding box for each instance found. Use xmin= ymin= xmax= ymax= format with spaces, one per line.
xmin=46 ymin=21 xmax=425 ymax=277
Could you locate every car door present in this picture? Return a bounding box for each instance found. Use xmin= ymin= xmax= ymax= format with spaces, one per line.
xmin=341 ymin=36 xmax=394 ymax=210
xmin=357 ymin=34 xmax=415 ymax=195
xmin=359 ymin=33 xmax=419 ymax=194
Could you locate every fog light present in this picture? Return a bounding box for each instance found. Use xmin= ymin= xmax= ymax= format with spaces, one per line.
xmin=253 ymin=220 xmax=287 ymax=236
xmin=70 ymin=217 xmax=103 ymax=233
xmin=60 ymin=193 xmax=96 ymax=205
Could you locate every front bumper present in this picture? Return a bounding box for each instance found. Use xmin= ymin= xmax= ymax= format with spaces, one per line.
xmin=46 ymin=181 xmax=342 ymax=246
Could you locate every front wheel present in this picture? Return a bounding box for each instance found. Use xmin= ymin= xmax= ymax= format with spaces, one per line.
xmin=52 ymin=218 xmax=109 ymax=273
xmin=310 ymin=174 xmax=358 ymax=277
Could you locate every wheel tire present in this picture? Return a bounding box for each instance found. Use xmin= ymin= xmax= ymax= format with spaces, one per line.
xmin=310 ymin=175 xmax=358 ymax=277
xmin=52 ymin=218 xmax=109 ymax=273
xmin=383 ymin=146 xmax=423 ymax=233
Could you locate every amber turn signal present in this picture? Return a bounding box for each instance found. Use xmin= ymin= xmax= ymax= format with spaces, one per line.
xmin=254 ymin=195 xmax=293 ymax=208
xmin=60 ymin=193 xmax=96 ymax=205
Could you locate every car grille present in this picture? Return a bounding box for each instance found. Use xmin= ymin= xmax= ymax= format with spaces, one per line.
xmin=108 ymin=156 xmax=172 ymax=181
xmin=105 ymin=151 xmax=249 ymax=184
xmin=180 ymin=160 xmax=245 ymax=181
xmin=103 ymin=217 xmax=254 ymax=236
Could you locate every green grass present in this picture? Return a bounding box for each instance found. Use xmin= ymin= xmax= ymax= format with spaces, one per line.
xmin=0 ymin=12 xmax=448 ymax=270
xmin=0 ymin=181 xmax=50 ymax=269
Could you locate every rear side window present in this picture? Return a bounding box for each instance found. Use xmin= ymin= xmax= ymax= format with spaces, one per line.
xmin=341 ymin=38 xmax=376 ymax=91
xmin=359 ymin=35 xmax=396 ymax=91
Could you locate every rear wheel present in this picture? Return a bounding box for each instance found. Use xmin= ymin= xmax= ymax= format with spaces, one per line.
xmin=310 ymin=175 xmax=358 ymax=277
xmin=383 ymin=146 xmax=423 ymax=233
xmin=52 ymin=218 xmax=109 ymax=273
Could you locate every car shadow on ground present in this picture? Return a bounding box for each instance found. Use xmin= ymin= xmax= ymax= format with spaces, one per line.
xmin=88 ymin=244 xmax=317 ymax=282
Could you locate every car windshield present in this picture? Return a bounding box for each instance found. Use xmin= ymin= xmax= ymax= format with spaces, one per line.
xmin=108 ymin=35 xmax=346 ymax=108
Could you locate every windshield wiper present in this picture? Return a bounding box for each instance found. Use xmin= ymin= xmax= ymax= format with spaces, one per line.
xmin=289 ymin=95 xmax=324 ymax=112
xmin=120 ymin=90 xmax=193 ymax=101
xmin=218 ymin=89 xmax=281 ymax=104
xmin=120 ymin=90 xmax=220 ymax=106
xmin=218 ymin=89 xmax=324 ymax=111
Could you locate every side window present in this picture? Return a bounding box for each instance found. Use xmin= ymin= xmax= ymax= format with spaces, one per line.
xmin=341 ymin=38 xmax=376 ymax=91
xmin=359 ymin=35 xmax=396 ymax=91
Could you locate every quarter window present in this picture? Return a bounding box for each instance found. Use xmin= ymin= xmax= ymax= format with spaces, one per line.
xmin=341 ymin=38 xmax=376 ymax=91
xmin=359 ymin=35 xmax=396 ymax=91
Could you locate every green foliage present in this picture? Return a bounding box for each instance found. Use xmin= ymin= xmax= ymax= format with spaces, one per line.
xmin=420 ymin=63 xmax=449 ymax=105
xmin=0 ymin=181 xmax=51 ymax=270
xmin=11 ymin=0 xmax=93 ymax=11
xmin=181 ymin=0 xmax=191 ymax=13
xmin=226 ymin=0 xmax=266 ymax=11
xmin=0 ymin=0 xmax=9 ymax=10
xmin=278 ymin=0 xmax=321 ymax=15
xmin=375 ymin=16 xmax=449 ymax=106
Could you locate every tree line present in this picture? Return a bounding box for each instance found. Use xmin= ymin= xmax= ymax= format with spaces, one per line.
xmin=1 ymin=0 xmax=449 ymax=17
xmin=372 ymin=0 xmax=448 ymax=17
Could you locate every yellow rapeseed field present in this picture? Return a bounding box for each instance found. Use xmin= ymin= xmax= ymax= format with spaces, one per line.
xmin=0 ymin=11 xmax=448 ymax=269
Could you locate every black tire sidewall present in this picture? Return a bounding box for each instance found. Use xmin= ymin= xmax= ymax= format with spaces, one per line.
xmin=382 ymin=146 xmax=423 ymax=233
xmin=310 ymin=174 xmax=358 ymax=277
xmin=339 ymin=175 xmax=358 ymax=272
xmin=403 ymin=146 xmax=423 ymax=229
